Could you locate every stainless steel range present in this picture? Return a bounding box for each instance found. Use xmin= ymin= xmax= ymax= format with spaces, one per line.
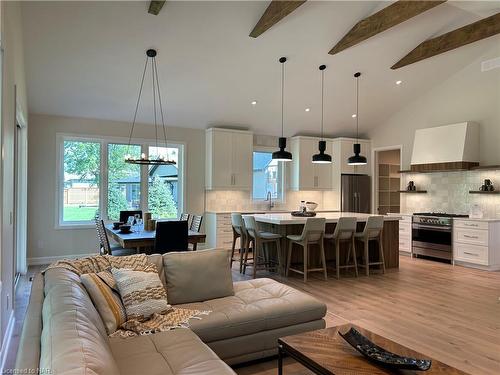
xmin=412 ymin=212 xmax=469 ymax=261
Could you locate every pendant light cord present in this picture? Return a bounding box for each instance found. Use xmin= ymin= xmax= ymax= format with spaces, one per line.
xmin=281 ymin=61 xmax=285 ymax=138
xmin=356 ymin=73 xmax=359 ymax=141
xmin=152 ymin=57 xmax=158 ymax=151
xmin=321 ymin=69 xmax=324 ymax=140
xmin=153 ymin=57 xmax=169 ymax=150
xmin=127 ymin=56 xmax=149 ymax=152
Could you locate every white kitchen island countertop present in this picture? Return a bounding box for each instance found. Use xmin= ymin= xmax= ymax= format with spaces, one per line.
xmin=251 ymin=212 xmax=402 ymax=225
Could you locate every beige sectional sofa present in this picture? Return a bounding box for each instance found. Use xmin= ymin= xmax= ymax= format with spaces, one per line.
xmin=15 ymin=253 xmax=327 ymax=374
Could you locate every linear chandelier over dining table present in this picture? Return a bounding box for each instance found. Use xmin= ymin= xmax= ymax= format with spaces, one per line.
xmin=125 ymin=49 xmax=176 ymax=165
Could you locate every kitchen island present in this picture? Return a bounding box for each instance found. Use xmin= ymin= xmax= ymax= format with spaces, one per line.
xmin=251 ymin=212 xmax=401 ymax=272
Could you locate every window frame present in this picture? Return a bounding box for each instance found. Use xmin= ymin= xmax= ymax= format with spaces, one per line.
xmin=251 ymin=146 xmax=286 ymax=203
xmin=55 ymin=133 xmax=186 ymax=229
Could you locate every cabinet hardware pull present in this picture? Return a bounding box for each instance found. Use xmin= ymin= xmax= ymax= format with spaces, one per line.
xmin=464 ymin=224 xmax=478 ymax=227
xmin=463 ymin=235 xmax=478 ymax=239
xmin=463 ymin=252 xmax=478 ymax=256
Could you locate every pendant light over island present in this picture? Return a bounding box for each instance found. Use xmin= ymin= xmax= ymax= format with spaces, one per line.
xmin=347 ymin=72 xmax=367 ymax=166
xmin=312 ymin=64 xmax=332 ymax=164
xmin=272 ymin=57 xmax=293 ymax=162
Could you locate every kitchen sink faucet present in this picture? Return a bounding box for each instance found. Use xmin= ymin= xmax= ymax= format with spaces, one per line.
xmin=266 ymin=191 xmax=275 ymax=210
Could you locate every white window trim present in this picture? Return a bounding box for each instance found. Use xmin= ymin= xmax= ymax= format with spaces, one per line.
xmin=252 ymin=146 xmax=286 ymax=203
xmin=55 ymin=132 xmax=186 ymax=229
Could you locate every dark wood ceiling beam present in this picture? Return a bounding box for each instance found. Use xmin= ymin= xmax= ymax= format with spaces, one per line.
xmin=250 ymin=0 xmax=307 ymax=38
xmin=329 ymin=0 xmax=446 ymax=55
xmin=148 ymin=1 xmax=166 ymax=16
xmin=392 ymin=12 xmax=500 ymax=69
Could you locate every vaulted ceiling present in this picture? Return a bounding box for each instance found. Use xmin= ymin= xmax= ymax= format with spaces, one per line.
xmin=21 ymin=1 xmax=500 ymax=138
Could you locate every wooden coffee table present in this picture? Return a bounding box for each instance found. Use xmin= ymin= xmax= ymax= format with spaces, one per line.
xmin=278 ymin=325 xmax=467 ymax=375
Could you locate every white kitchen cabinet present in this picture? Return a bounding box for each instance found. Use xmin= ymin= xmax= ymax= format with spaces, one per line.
xmin=332 ymin=138 xmax=371 ymax=175
xmin=453 ymin=219 xmax=500 ymax=271
xmin=290 ymin=136 xmax=333 ymax=191
xmin=205 ymin=128 xmax=253 ymax=190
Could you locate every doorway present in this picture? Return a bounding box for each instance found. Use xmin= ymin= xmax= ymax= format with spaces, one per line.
xmin=374 ymin=148 xmax=401 ymax=214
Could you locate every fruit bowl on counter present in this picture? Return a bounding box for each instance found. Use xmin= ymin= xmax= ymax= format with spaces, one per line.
xmin=305 ymin=202 xmax=318 ymax=212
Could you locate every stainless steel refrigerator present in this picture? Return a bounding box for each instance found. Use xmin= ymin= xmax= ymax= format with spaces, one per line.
xmin=341 ymin=174 xmax=371 ymax=213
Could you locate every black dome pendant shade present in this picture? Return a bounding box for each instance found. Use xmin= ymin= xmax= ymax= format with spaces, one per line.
xmin=272 ymin=57 xmax=292 ymax=162
xmin=312 ymin=64 xmax=332 ymax=164
xmin=348 ymin=72 xmax=367 ymax=166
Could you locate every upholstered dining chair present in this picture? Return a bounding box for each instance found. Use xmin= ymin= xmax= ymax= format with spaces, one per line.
xmin=324 ymin=217 xmax=358 ymax=279
xmin=242 ymin=215 xmax=282 ymax=279
xmin=119 ymin=210 xmax=142 ymax=224
xmin=286 ymin=218 xmax=327 ymax=283
xmin=155 ymin=220 xmax=188 ymax=253
xmin=354 ymin=216 xmax=385 ymax=276
xmin=94 ymin=217 xmax=136 ymax=256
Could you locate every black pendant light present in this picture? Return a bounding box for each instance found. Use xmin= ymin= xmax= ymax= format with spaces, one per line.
xmin=272 ymin=57 xmax=292 ymax=162
xmin=312 ymin=65 xmax=332 ymax=164
xmin=347 ymin=72 xmax=367 ymax=166
xmin=125 ymin=49 xmax=175 ymax=165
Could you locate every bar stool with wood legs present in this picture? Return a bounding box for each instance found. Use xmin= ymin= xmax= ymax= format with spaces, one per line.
xmin=231 ymin=213 xmax=251 ymax=273
xmin=242 ymin=215 xmax=282 ymax=279
xmin=286 ymin=218 xmax=327 ymax=283
xmin=355 ymin=216 xmax=385 ymax=276
xmin=324 ymin=217 xmax=358 ymax=279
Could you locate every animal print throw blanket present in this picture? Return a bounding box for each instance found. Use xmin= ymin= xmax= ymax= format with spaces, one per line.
xmin=44 ymin=254 xmax=210 ymax=338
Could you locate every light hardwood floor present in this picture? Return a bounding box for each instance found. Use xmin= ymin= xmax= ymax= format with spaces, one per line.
xmin=6 ymin=257 xmax=500 ymax=375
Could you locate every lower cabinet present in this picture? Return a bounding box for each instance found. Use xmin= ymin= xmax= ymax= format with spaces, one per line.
xmin=205 ymin=213 xmax=234 ymax=249
xmin=453 ymin=219 xmax=500 ymax=270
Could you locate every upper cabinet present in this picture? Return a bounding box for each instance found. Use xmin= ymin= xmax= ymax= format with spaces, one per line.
xmin=290 ymin=137 xmax=333 ymax=191
xmin=205 ymin=128 xmax=253 ymax=190
xmin=332 ymin=138 xmax=371 ymax=175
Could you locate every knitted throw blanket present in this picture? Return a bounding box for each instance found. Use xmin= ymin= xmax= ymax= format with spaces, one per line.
xmin=44 ymin=254 xmax=210 ymax=338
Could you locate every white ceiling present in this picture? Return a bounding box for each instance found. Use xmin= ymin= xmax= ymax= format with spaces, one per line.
xmin=21 ymin=1 xmax=500 ymax=138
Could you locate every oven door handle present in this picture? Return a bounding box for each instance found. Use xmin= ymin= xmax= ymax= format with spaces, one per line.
xmin=412 ymin=224 xmax=452 ymax=232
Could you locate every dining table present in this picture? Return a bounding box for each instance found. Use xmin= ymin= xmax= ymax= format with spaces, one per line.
xmin=105 ymin=223 xmax=206 ymax=252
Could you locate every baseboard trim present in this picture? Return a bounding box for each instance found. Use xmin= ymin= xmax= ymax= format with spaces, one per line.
xmin=0 ymin=310 xmax=15 ymax=373
xmin=28 ymin=253 xmax=96 ymax=266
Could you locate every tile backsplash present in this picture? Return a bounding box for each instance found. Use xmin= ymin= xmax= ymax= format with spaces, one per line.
xmin=205 ymin=190 xmax=339 ymax=212
xmin=401 ymin=170 xmax=500 ymax=217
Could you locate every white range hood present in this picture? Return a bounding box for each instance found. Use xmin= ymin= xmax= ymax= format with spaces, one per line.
xmin=410 ymin=122 xmax=479 ymax=172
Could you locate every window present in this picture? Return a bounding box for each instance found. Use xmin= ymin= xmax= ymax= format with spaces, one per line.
xmin=107 ymin=143 xmax=141 ymax=221
xmin=252 ymin=151 xmax=284 ymax=201
xmin=62 ymin=140 xmax=100 ymax=223
xmin=57 ymin=135 xmax=184 ymax=227
xmin=147 ymin=146 xmax=179 ymax=219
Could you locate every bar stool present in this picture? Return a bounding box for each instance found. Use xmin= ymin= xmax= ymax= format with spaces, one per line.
xmin=231 ymin=213 xmax=251 ymax=273
xmin=324 ymin=217 xmax=358 ymax=279
xmin=286 ymin=218 xmax=327 ymax=283
xmin=355 ymin=216 xmax=385 ymax=276
xmin=242 ymin=215 xmax=282 ymax=279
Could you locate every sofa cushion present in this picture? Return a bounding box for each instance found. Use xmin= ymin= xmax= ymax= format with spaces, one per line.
xmin=175 ymin=278 xmax=327 ymax=342
xmin=40 ymin=268 xmax=120 ymax=375
xmin=109 ymin=328 xmax=235 ymax=375
xmin=112 ymin=267 xmax=171 ymax=321
xmin=163 ymin=249 xmax=234 ymax=304
xmin=81 ymin=271 xmax=127 ymax=334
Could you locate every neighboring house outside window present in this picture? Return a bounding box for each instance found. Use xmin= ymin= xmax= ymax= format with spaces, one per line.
xmin=252 ymin=151 xmax=284 ymax=201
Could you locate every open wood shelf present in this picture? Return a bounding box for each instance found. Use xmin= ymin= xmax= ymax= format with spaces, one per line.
xmin=469 ymin=190 xmax=500 ymax=194
xmin=400 ymin=165 xmax=500 ymax=174
xmin=469 ymin=165 xmax=500 ymax=171
xmin=398 ymin=190 xmax=427 ymax=194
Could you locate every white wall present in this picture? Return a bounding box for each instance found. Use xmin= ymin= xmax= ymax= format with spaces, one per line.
xmin=27 ymin=114 xmax=205 ymax=262
xmin=369 ymin=45 xmax=500 ymax=169
xmin=369 ymin=45 xmax=500 ymax=215
xmin=1 ymin=0 xmax=28 ymax=357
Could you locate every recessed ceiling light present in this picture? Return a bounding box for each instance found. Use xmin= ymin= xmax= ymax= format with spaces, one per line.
xmin=251 ymin=100 xmax=257 ymax=105
xmin=396 ymin=80 xmax=402 ymax=85
xmin=352 ymin=114 xmax=357 ymax=118
xmin=305 ymin=108 xmax=310 ymax=112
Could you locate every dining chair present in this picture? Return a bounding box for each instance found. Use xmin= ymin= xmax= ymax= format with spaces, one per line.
xmin=189 ymin=215 xmax=203 ymax=232
xmin=231 ymin=213 xmax=253 ymax=273
xmin=119 ymin=210 xmax=142 ymax=224
xmin=354 ymin=216 xmax=385 ymax=276
xmin=155 ymin=220 xmax=189 ymax=253
xmin=242 ymin=215 xmax=282 ymax=279
xmin=179 ymin=213 xmax=191 ymax=227
xmin=324 ymin=217 xmax=358 ymax=279
xmin=286 ymin=218 xmax=327 ymax=283
xmin=94 ymin=217 xmax=136 ymax=256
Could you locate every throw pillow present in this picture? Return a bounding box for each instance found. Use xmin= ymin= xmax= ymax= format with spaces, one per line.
xmin=80 ymin=270 xmax=127 ymax=334
xmin=163 ymin=248 xmax=234 ymax=304
xmin=111 ymin=267 xmax=171 ymax=321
